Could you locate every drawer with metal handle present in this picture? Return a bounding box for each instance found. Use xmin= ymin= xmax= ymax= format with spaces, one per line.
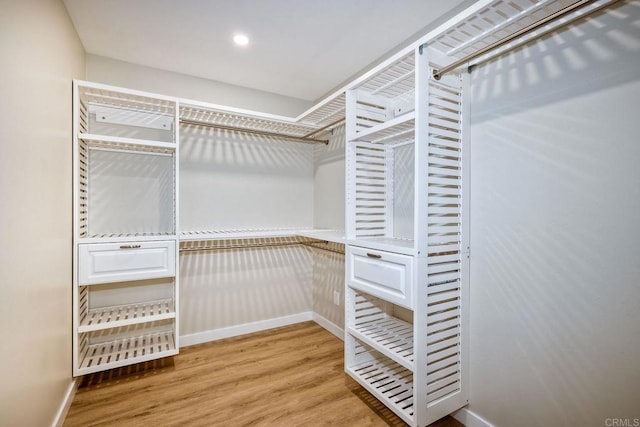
xmin=78 ymin=240 xmax=176 ymax=285
xmin=346 ymin=246 xmax=413 ymax=309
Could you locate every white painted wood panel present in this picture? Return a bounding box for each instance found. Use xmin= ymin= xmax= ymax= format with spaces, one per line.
xmin=79 ymin=241 xmax=176 ymax=285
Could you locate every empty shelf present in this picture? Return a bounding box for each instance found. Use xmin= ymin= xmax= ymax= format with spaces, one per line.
xmin=348 ymin=315 xmax=414 ymax=370
xmin=79 ymin=299 xmax=176 ymax=333
xmin=78 ymin=331 xmax=176 ymax=375
xmin=350 ymin=111 xmax=415 ymax=144
xmin=347 ymin=357 xmax=414 ymax=425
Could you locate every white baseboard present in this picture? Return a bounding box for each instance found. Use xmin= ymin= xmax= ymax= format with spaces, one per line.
xmin=452 ymin=407 xmax=494 ymax=427
xmin=52 ymin=378 xmax=78 ymax=427
xmin=312 ymin=313 xmax=344 ymax=341
xmin=179 ymin=312 xmax=314 ymax=347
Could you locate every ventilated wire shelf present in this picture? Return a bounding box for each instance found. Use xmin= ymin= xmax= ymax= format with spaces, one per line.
xmin=180 ymin=228 xmax=307 ymax=242
xmin=347 ymin=338 xmax=415 ymax=425
xmin=78 ymin=298 xmax=175 ymax=333
xmin=430 ymin=0 xmax=582 ymax=60
xmin=298 ymin=93 xmax=346 ymax=129
xmin=356 ymin=52 xmax=416 ymax=99
xmin=180 ymin=105 xmax=317 ymax=136
xmin=180 ymin=234 xmax=344 ymax=254
xmin=351 ymin=112 xmax=415 ymax=145
xmin=79 ymin=85 xmax=175 ymax=116
xmin=79 ymin=134 xmax=176 ymax=154
xmin=78 ymin=330 xmax=176 ymax=374
xmin=349 ymin=291 xmax=414 ymax=370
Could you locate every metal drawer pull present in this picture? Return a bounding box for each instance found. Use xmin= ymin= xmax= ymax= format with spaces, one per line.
xmin=120 ymin=244 xmax=142 ymax=249
xmin=366 ymin=253 xmax=382 ymax=259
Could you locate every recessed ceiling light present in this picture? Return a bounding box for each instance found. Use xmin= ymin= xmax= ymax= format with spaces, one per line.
xmin=233 ymin=34 xmax=250 ymax=46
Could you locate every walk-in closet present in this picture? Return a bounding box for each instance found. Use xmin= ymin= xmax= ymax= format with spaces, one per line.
xmin=2 ymin=1 xmax=639 ymax=426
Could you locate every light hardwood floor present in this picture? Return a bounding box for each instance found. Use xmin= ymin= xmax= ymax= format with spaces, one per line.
xmin=65 ymin=322 xmax=463 ymax=426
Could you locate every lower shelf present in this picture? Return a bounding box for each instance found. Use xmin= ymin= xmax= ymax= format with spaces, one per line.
xmin=346 ymin=358 xmax=414 ymax=425
xmin=79 ymin=299 xmax=176 ymax=333
xmin=348 ymin=315 xmax=414 ymax=370
xmin=78 ymin=330 xmax=176 ymax=375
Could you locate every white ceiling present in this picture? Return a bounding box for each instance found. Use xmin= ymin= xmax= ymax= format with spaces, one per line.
xmin=63 ymin=0 xmax=470 ymax=102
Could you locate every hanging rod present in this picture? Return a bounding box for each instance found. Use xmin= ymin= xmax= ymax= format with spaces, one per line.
xmin=433 ymin=0 xmax=617 ymax=79
xmin=300 ymin=241 xmax=345 ymax=255
xmin=180 ymin=119 xmax=329 ymax=144
xmin=180 ymin=241 xmax=301 ymax=252
xmin=303 ymin=117 xmax=346 ymax=139
xmin=179 ymin=239 xmax=345 ymax=254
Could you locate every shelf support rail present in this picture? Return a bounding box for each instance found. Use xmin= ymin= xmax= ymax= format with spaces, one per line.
xmin=433 ymin=0 xmax=620 ymax=79
xmin=180 ymin=119 xmax=329 ymax=145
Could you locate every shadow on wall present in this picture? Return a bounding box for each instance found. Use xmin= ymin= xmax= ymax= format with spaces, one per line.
xmin=180 ymin=125 xmax=313 ymax=174
xmin=179 ymin=244 xmax=313 ymax=336
xmin=471 ymin=1 xmax=640 ymax=123
xmin=179 ymin=125 xmax=314 ymax=231
xmin=315 ymin=123 xmax=346 ymax=166
xmin=311 ymin=244 xmax=345 ymax=329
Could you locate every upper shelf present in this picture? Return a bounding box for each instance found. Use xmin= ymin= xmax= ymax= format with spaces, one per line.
xmin=350 ymin=111 xmax=415 ymax=145
xmin=78 ymin=134 xmax=176 ymax=154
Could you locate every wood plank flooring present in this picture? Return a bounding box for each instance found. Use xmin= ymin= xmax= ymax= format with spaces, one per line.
xmin=64 ymin=322 xmax=464 ymax=427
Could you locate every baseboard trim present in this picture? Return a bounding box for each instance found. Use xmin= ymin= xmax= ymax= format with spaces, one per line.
xmin=452 ymin=407 xmax=494 ymax=427
xmin=179 ymin=312 xmax=314 ymax=347
xmin=52 ymin=378 xmax=78 ymax=427
xmin=312 ymin=313 xmax=344 ymax=341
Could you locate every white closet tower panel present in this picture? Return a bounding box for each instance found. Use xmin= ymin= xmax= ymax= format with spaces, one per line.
xmin=344 ymin=45 xmax=470 ymax=426
xmin=72 ymin=81 xmax=180 ymax=376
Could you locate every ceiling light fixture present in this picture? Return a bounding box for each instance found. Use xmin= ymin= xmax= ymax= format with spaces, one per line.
xmin=233 ymin=33 xmax=250 ymax=46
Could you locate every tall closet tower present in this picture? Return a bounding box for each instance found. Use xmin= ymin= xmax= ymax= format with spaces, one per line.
xmin=344 ymin=45 xmax=470 ymax=426
xmin=72 ymin=82 xmax=180 ymax=376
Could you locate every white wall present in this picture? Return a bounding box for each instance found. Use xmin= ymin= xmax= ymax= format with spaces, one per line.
xmin=468 ymin=3 xmax=640 ymax=426
xmin=313 ymin=124 xmax=345 ymax=231
xmin=86 ymin=54 xmax=313 ymax=117
xmin=180 ymin=127 xmax=314 ymax=232
xmin=0 ymin=0 xmax=84 ymax=425
xmin=179 ymin=244 xmax=313 ymax=339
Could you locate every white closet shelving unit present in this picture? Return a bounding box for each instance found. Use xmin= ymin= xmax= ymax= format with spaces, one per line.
xmin=344 ymin=44 xmax=470 ymax=426
xmin=72 ymin=81 xmax=180 ymax=376
xmin=340 ymin=0 xmax=616 ymax=424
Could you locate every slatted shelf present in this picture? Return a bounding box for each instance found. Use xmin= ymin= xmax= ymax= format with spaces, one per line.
xmin=79 ymin=299 xmax=175 ymax=333
xmin=348 ymin=237 xmax=415 ymax=256
xmin=180 ymin=228 xmax=309 ymax=242
xmin=351 ymin=112 xmax=415 ymax=145
xmin=78 ymin=233 xmax=177 ymax=244
xmin=180 ymin=104 xmax=317 ymax=137
xmin=347 ymin=355 xmax=414 ymax=425
xmin=79 ymin=133 xmax=176 ymax=154
xmin=78 ymin=330 xmax=177 ymax=375
xmin=79 ymin=83 xmax=175 ymax=115
xmin=348 ymin=315 xmax=414 ymax=371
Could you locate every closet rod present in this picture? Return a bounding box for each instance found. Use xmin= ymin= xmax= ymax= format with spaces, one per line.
xmin=179 ymin=240 xmax=345 ymax=254
xmin=300 ymin=241 xmax=345 ymax=255
xmin=303 ymin=118 xmax=345 ymax=139
xmin=179 ymin=241 xmax=300 ymax=252
xmin=432 ymin=0 xmax=616 ymax=79
xmin=180 ymin=119 xmax=329 ymax=145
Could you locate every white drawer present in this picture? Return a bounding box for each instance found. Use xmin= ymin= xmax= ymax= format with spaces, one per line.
xmin=79 ymin=241 xmax=176 ymax=285
xmin=347 ymin=246 xmax=413 ymax=308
